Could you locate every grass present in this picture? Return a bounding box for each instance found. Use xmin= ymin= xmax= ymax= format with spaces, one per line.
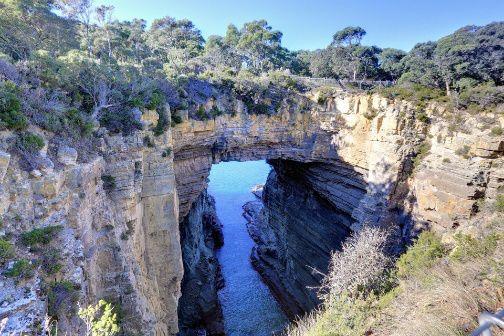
xmin=490 ymin=126 xmax=503 ymax=136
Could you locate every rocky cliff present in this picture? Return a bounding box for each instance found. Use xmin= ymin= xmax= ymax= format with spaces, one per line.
xmin=0 ymin=88 xmax=502 ymax=334
xmin=178 ymin=190 xmax=224 ymax=335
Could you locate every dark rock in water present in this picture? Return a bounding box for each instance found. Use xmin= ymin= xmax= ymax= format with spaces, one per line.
xmin=178 ymin=191 xmax=225 ymax=336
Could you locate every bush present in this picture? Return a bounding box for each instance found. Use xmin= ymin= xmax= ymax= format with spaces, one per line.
xmin=65 ymin=108 xmax=94 ymax=137
xmin=47 ymin=280 xmax=80 ymax=318
xmin=0 ymin=81 xmax=27 ymax=131
xmin=490 ymin=126 xmax=503 ymax=136
xmin=161 ymin=147 xmax=172 ymax=158
xmin=320 ymin=226 xmax=390 ymax=301
xmin=0 ymin=238 xmax=14 ymax=264
xmin=101 ymin=175 xmax=116 ymax=192
xmin=41 ymin=248 xmax=63 ymax=275
xmin=171 ymin=113 xmax=183 ymax=126
xmin=16 ymin=132 xmax=45 ymax=153
xmin=455 ymin=145 xmax=471 ymax=159
xmin=100 ymin=108 xmax=142 ymax=135
xmin=416 ymin=111 xmax=430 ymax=123
xmin=21 ymin=225 xmax=62 ymax=248
xmin=145 ymin=91 xmax=165 ymax=110
xmin=196 ymin=105 xmax=208 ymax=120
xmin=143 ymin=136 xmax=154 ymax=148
xmin=210 ymin=105 xmax=223 ymax=118
xmin=153 ymin=108 xmax=169 ymax=136
xmin=396 ymin=231 xmax=446 ymax=278
xmin=4 ymin=259 xmax=34 ymax=278
xmin=412 ymin=142 xmax=431 ymax=169
xmin=495 ymin=194 xmax=504 ymax=212
xmin=78 ymin=299 xmax=120 ymax=336
xmin=450 ymin=233 xmax=500 ymax=261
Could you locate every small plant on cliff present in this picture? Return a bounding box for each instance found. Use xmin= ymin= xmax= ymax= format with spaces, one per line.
xmin=47 ymin=280 xmax=80 ymax=320
xmin=396 ymin=231 xmax=446 ymax=279
xmin=196 ymin=105 xmax=208 ymax=120
xmin=78 ymin=299 xmax=120 ymax=336
xmin=495 ymin=194 xmax=504 ymax=212
xmin=412 ymin=142 xmax=431 ymax=170
xmin=41 ymin=248 xmax=63 ymax=275
xmin=4 ymin=259 xmax=34 ymax=279
xmin=0 ymin=81 xmax=27 ymax=131
xmin=16 ymin=132 xmax=45 ymax=153
xmin=101 ymin=175 xmax=116 ymax=192
xmin=455 ymin=145 xmax=471 ymax=159
xmin=0 ymin=238 xmax=14 ymax=264
xmin=490 ymin=126 xmax=503 ymax=136
xmin=161 ymin=147 xmax=172 ymax=158
xmin=21 ymin=225 xmax=62 ymax=249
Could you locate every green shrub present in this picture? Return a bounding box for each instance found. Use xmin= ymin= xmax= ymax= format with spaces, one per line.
xmin=450 ymin=232 xmax=500 ymax=261
xmin=145 ymin=91 xmax=164 ymax=110
xmin=416 ymin=111 xmax=430 ymax=123
xmin=153 ymin=108 xmax=169 ymax=136
xmin=0 ymin=81 xmax=27 ymax=131
xmin=171 ymin=113 xmax=183 ymax=126
xmin=496 ymin=194 xmax=504 ymax=212
xmin=16 ymin=132 xmax=45 ymax=153
xmin=101 ymin=175 xmax=116 ymax=192
xmin=4 ymin=259 xmax=34 ymax=278
xmin=210 ymin=105 xmax=223 ymax=118
xmin=41 ymin=248 xmax=62 ymax=275
xmin=490 ymin=126 xmax=503 ymax=136
xmin=396 ymin=231 xmax=446 ymax=278
xmin=78 ymin=299 xmax=120 ymax=336
xmin=161 ymin=147 xmax=172 ymax=158
xmin=0 ymin=238 xmax=14 ymax=264
xmin=47 ymin=280 xmax=80 ymax=318
xmin=412 ymin=142 xmax=431 ymax=169
xmin=100 ymin=108 xmax=142 ymax=135
xmin=455 ymin=145 xmax=471 ymax=159
xmin=196 ymin=105 xmax=208 ymax=120
xmin=442 ymin=158 xmax=451 ymax=163
xmin=143 ymin=136 xmax=154 ymax=148
xmin=65 ymin=108 xmax=94 ymax=137
xmin=21 ymin=225 xmax=63 ymax=247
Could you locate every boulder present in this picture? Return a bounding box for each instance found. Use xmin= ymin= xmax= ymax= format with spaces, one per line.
xmin=57 ymin=146 xmax=78 ymax=166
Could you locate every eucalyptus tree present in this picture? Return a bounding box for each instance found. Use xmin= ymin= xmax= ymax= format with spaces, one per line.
xmin=379 ymin=48 xmax=407 ymax=81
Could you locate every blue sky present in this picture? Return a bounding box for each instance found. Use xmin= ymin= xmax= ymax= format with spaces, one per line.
xmin=95 ymin=0 xmax=504 ymax=52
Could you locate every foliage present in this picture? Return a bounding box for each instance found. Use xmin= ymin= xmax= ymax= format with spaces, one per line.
xmin=101 ymin=175 xmax=116 ymax=191
xmin=450 ymin=232 xmax=500 ymax=261
xmin=4 ymin=259 xmax=34 ymax=278
xmin=396 ymin=231 xmax=446 ymax=278
xmin=320 ymin=226 xmax=390 ymax=302
xmin=495 ymin=194 xmax=504 ymax=212
xmin=100 ymin=108 xmax=142 ymax=135
xmin=41 ymin=248 xmax=63 ymax=275
xmin=153 ymin=108 xmax=169 ymax=136
xmin=15 ymin=132 xmax=45 ymax=154
xmin=21 ymin=226 xmax=62 ymax=249
xmin=161 ymin=147 xmax=172 ymax=158
xmin=0 ymin=238 xmax=14 ymax=264
xmin=0 ymin=80 xmax=27 ymax=130
xmin=455 ymin=145 xmax=471 ymax=158
xmin=412 ymin=142 xmax=431 ymax=170
xmin=47 ymin=280 xmax=80 ymax=319
xmin=490 ymin=126 xmax=503 ymax=136
xmin=78 ymin=299 xmax=120 ymax=336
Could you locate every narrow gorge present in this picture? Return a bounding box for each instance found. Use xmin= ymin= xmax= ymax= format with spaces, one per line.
xmin=1 ymin=88 xmax=502 ymax=335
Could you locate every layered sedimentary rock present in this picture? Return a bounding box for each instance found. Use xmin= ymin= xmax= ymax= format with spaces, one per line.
xmin=1 ymin=88 xmax=502 ymax=334
xmin=178 ymin=191 xmax=224 ymax=335
xmin=0 ymin=120 xmax=183 ymax=335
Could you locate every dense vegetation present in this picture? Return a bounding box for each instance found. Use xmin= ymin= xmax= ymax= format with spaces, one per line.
xmin=0 ymin=1 xmax=502 ymax=159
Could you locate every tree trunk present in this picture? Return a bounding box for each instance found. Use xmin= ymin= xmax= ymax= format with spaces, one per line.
xmin=445 ymin=79 xmax=451 ymax=97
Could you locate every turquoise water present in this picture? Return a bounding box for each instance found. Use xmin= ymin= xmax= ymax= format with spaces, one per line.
xmin=208 ymin=161 xmax=288 ymax=336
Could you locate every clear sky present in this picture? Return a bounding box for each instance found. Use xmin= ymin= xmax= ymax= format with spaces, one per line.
xmin=95 ymin=0 xmax=504 ymax=52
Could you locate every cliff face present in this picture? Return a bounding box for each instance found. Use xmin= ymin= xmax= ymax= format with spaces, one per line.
xmin=178 ymin=190 xmax=224 ymax=335
xmin=0 ymin=124 xmax=183 ymax=335
xmin=0 ymin=89 xmax=502 ymax=334
xmin=172 ymin=92 xmax=503 ymax=317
